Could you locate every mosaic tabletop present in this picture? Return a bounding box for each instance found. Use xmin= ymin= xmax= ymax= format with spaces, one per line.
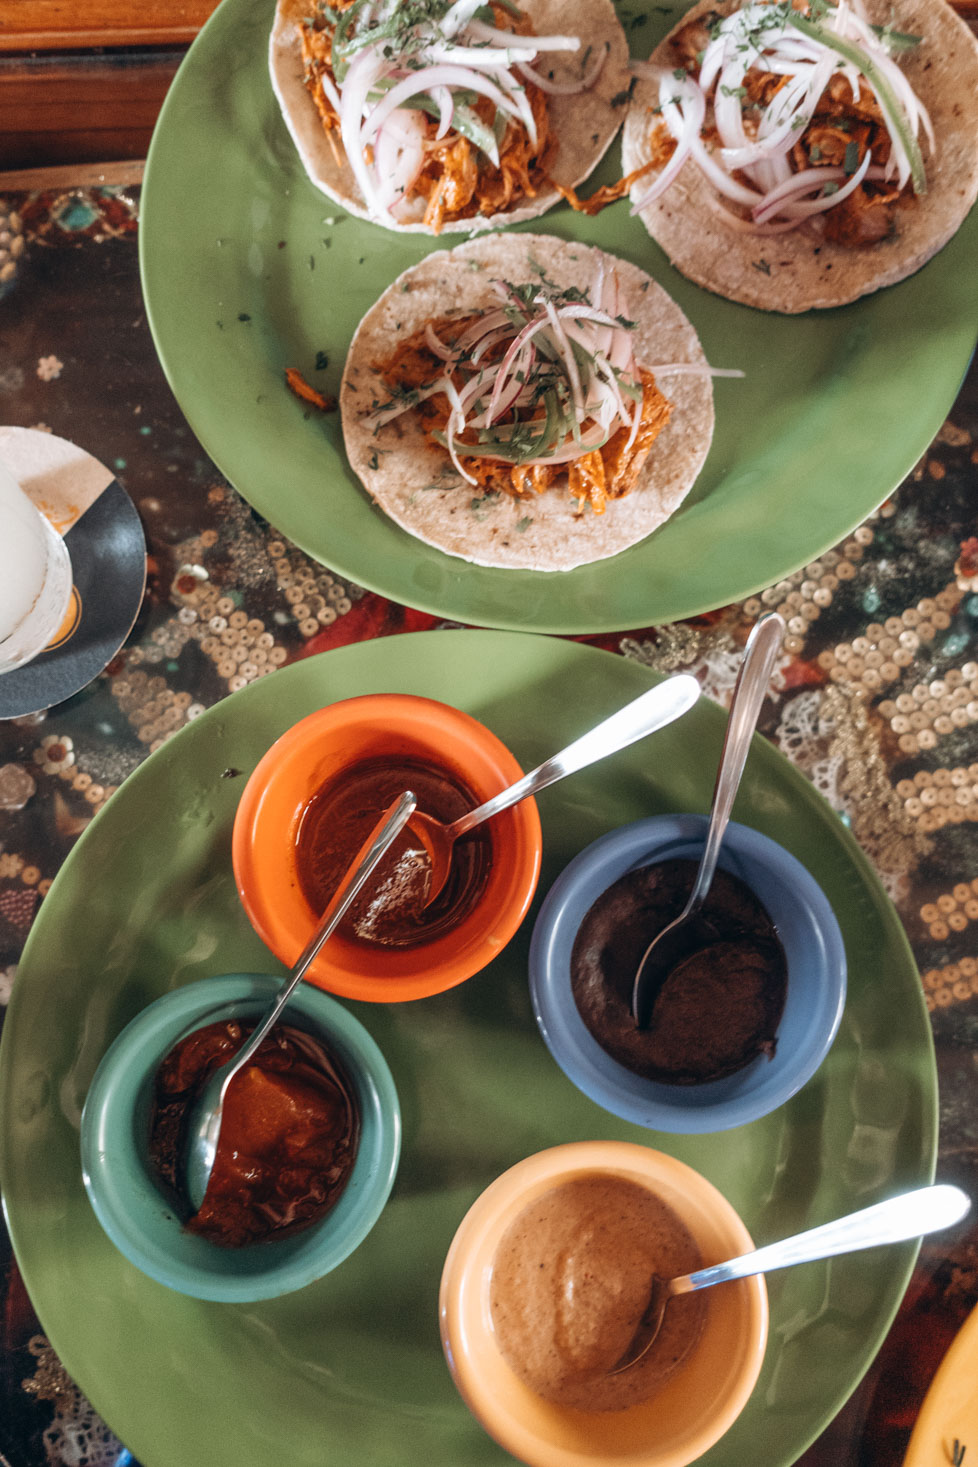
xmin=0 ymin=184 xmax=976 ymax=1467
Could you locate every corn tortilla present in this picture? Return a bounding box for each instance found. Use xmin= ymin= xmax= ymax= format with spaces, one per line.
xmin=621 ymin=0 xmax=978 ymax=312
xmin=340 ymin=234 xmax=716 ymax=571
xmin=270 ymin=0 xmax=631 ymax=234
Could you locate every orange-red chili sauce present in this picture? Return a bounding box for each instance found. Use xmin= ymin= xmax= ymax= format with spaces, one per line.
xmin=149 ymin=1019 xmax=359 ymax=1247
xmin=294 ymin=755 xmax=492 ymax=948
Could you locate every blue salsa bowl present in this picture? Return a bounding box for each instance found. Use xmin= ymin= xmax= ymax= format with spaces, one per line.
xmin=529 ymin=815 xmax=846 ymax=1134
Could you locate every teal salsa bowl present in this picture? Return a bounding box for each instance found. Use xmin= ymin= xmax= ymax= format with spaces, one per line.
xmin=529 ymin=815 xmax=847 ymax=1134
xmin=80 ymin=972 xmax=401 ymax=1301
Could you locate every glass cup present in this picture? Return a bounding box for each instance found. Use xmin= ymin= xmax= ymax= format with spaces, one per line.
xmin=0 ymin=456 xmax=73 ymax=675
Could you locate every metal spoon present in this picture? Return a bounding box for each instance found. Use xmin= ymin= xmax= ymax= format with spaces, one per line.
xmin=183 ymin=789 xmax=417 ymax=1211
xmin=630 ymin=612 xmax=785 ymax=1028
xmin=410 ymin=673 xmax=702 ymax=908
xmin=610 ymin=1183 xmax=971 ymax=1376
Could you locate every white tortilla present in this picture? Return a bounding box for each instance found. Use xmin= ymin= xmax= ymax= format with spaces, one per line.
xmin=340 ymin=234 xmax=716 ymax=571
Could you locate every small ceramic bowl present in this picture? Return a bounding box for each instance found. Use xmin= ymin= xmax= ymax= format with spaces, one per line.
xmin=440 ymin=1141 xmax=767 ymax=1467
xmin=529 ymin=815 xmax=846 ymax=1133
xmin=232 ymin=694 xmax=542 ymax=1002
xmin=80 ymin=972 xmax=400 ymax=1301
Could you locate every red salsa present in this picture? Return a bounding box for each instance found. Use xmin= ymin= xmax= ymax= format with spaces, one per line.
xmin=149 ymin=1019 xmax=359 ymax=1247
xmin=294 ymin=754 xmax=491 ymax=948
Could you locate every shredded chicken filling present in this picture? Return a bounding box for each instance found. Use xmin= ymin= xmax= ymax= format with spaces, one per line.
xmin=298 ymin=0 xmax=556 ymax=233
xmin=375 ymin=320 xmax=672 ymax=515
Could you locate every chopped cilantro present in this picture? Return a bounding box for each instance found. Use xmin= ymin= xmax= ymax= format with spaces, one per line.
xmin=843 ymin=139 xmax=859 ymax=174
xmin=611 ymin=77 xmax=638 ymax=108
xmin=469 ymin=491 xmax=502 ymax=520
xmin=872 ymin=22 xmax=921 ymax=50
xmin=315 ymin=350 xmax=330 ymax=370
xmin=751 ymin=259 xmax=771 ymax=275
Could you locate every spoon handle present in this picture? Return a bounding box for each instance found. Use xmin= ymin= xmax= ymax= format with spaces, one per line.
xmin=684 ymin=612 xmax=784 ymax=914
xmin=219 ymin=790 xmax=417 ymax=1085
xmin=448 ymin=674 xmax=701 ymax=839
xmin=672 ymin=1184 xmax=971 ymax=1297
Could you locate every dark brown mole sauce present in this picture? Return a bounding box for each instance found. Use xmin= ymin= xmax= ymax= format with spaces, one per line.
xmin=294 ymin=754 xmax=492 ymax=948
xmin=570 ymin=858 xmax=787 ymax=1085
xmin=149 ymin=1019 xmax=359 ymax=1247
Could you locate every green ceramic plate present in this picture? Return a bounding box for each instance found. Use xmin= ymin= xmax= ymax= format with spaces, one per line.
xmin=138 ymin=0 xmax=978 ymax=635
xmin=0 ymin=632 xmax=935 ymax=1467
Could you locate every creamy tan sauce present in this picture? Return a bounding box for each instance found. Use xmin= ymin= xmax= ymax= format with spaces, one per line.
xmin=489 ymin=1174 xmax=706 ymax=1412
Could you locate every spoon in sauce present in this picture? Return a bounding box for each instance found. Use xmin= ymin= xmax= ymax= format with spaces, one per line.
xmin=410 ymin=674 xmax=702 ymax=908
xmin=183 ymin=790 xmax=417 ymax=1211
xmin=610 ymin=1183 xmax=971 ymax=1375
xmin=630 ymin=612 xmax=785 ymax=1028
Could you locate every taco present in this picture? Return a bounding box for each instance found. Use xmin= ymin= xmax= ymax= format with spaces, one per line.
xmin=339 ymin=234 xmax=721 ymax=570
xmin=269 ymin=0 xmax=631 ymax=235
xmin=620 ymin=0 xmax=978 ymax=312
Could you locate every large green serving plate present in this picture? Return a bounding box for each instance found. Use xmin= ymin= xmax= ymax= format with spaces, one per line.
xmin=138 ymin=0 xmax=978 ymax=634
xmin=0 ymin=632 xmax=935 ymax=1467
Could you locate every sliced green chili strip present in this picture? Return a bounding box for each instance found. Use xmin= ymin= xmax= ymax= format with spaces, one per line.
xmin=786 ymin=11 xmax=926 ymax=194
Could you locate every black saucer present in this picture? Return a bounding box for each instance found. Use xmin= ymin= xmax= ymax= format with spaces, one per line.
xmin=0 ymin=430 xmax=146 ymax=719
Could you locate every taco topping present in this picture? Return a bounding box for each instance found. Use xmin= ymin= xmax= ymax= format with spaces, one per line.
xmin=296 ymin=0 xmax=608 ymax=232
xmin=632 ymin=0 xmax=932 ymax=241
xmin=367 ymin=262 xmax=736 ymax=514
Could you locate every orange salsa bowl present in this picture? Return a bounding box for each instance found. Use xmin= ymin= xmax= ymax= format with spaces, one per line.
xmin=439 ymin=1141 xmax=768 ymax=1467
xmin=231 ymin=693 xmax=542 ymax=1002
